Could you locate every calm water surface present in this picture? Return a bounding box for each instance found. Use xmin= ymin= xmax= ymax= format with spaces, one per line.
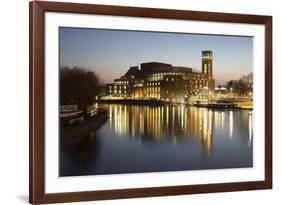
xmin=60 ymin=104 xmax=253 ymax=176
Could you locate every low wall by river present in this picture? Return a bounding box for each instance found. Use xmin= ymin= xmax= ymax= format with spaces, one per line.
xmin=97 ymin=99 xmax=166 ymax=106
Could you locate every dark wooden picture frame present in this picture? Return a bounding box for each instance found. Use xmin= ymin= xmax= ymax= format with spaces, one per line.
xmin=29 ymin=1 xmax=272 ymax=204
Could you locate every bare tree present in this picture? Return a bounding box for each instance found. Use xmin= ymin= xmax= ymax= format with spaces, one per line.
xmin=225 ymin=72 xmax=253 ymax=96
xmin=60 ymin=66 xmax=100 ymax=116
xmin=185 ymin=81 xmax=198 ymax=100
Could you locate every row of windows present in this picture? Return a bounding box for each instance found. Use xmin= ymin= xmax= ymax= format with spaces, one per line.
xmin=147 ymin=94 xmax=161 ymax=99
xmin=148 ymin=75 xmax=163 ymax=81
xmin=108 ymin=83 xmax=205 ymax=94
xmin=114 ymin=80 xmax=129 ymax=85
xmin=109 ymin=85 xmax=127 ymax=89
xmin=147 ymin=82 xmax=161 ymax=86
xmin=109 ymin=89 xmax=202 ymax=97
xmin=165 ymin=76 xmax=206 ymax=82
xmin=151 ymin=72 xmax=186 ymax=76
xmin=147 ymin=72 xmax=194 ymax=81
xmin=108 ymin=78 xmax=208 ymax=95
xmin=109 ymin=90 xmax=127 ymax=94
xmin=112 ymin=94 xmax=128 ymax=97
xmin=111 ymin=75 xmax=207 ymax=88
xmin=148 ymin=72 xmax=211 ymax=81
xmin=183 ymin=76 xmax=207 ymax=81
xmin=146 ymin=87 xmax=160 ymax=93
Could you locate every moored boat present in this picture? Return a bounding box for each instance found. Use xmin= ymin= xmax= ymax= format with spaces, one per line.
xmin=60 ymin=106 xmax=109 ymax=143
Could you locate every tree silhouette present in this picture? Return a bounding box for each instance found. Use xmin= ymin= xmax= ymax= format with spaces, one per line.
xmin=225 ymin=72 xmax=253 ymax=96
xmin=60 ymin=66 xmax=100 ymax=116
xmin=185 ymin=80 xmax=198 ymax=100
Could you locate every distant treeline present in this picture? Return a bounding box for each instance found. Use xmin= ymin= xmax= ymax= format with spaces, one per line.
xmin=224 ymin=72 xmax=253 ymax=95
xmin=60 ymin=66 xmax=102 ymax=115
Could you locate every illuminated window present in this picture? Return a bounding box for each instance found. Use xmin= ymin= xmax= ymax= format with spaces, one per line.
xmin=171 ymin=78 xmax=174 ymax=82
xmin=166 ymin=78 xmax=169 ymax=81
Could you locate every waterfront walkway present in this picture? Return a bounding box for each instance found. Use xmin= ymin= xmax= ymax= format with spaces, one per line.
xmin=97 ymin=99 xmax=253 ymax=110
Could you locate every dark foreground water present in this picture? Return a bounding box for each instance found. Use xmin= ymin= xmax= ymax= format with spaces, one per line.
xmin=60 ymin=104 xmax=253 ymax=176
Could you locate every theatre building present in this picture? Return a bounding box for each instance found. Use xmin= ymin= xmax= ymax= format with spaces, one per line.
xmin=104 ymin=50 xmax=215 ymax=102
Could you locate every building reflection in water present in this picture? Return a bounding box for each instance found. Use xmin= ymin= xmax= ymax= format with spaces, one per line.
xmin=229 ymin=111 xmax=233 ymax=138
xmin=105 ymin=104 xmax=254 ymax=156
xmin=248 ymin=112 xmax=253 ymax=146
xmin=106 ymin=104 xmax=217 ymax=156
xmin=61 ymin=104 xmax=253 ymax=176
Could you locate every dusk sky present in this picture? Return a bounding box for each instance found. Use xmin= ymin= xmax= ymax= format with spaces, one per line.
xmin=59 ymin=27 xmax=253 ymax=85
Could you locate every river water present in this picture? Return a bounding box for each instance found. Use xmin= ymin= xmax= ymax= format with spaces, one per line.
xmin=60 ymin=104 xmax=253 ymax=176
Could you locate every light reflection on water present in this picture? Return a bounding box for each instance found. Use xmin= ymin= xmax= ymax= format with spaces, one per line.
xmin=60 ymin=104 xmax=253 ymax=176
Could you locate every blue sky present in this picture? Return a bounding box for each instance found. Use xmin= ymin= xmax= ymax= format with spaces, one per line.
xmin=59 ymin=27 xmax=253 ymax=85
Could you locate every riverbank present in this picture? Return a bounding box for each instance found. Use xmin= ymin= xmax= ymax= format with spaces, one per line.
xmin=97 ymin=99 xmax=253 ymax=110
xmin=192 ymin=102 xmax=253 ymax=110
xmin=97 ymin=99 xmax=166 ymax=106
xmin=236 ymin=101 xmax=253 ymax=110
xmin=60 ymin=111 xmax=108 ymax=144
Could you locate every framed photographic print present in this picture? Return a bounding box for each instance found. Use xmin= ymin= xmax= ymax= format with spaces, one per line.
xmin=29 ymin=1 xmax=272 ymax=204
